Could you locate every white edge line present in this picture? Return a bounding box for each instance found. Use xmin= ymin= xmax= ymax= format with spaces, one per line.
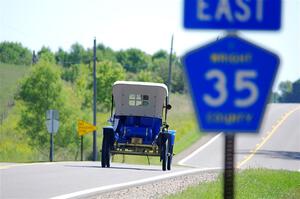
xmin=50 ymin=167 xmax=221 ymax=199
xmin=177 ymin=133 xmax=222 ymax=165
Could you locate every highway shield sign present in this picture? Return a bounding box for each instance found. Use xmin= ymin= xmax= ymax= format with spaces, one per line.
xmin=184 ymin=0 xmax=281 ymax=30
xmin=183 ymin=35 xmax=279 ymax=132
xmin=78 ymin=120 xmax=97 ymax=136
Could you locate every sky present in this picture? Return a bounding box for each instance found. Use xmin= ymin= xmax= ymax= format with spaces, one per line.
xmin=0 ymin=0 xmax=299 ymax=90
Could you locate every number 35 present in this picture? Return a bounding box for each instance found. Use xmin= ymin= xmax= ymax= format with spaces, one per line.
xmin=203 ymin=69 xmax=258 ymax=107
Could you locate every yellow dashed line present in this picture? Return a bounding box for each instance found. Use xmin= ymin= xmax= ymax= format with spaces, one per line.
xmin=237 ymin=105 xmax=300 ymax=169
xmin=0 ymin=165 xmax=13 ymax=169
xmin=0 ymin=162 xmax=56 ymax=170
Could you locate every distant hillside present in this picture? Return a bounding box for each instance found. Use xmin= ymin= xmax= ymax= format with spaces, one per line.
xmin=0 ymin=63 xmax=29 ymax=120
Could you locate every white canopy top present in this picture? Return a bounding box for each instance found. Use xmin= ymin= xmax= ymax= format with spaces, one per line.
xmin=112 ymin=81 xmax=168 ymax=118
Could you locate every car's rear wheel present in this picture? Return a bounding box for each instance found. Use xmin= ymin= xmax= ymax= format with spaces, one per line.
xmin=101 ymin=135 xmax=108 ymax=167
xmin=161 ymin=137 xmax=168 ymax=171
xmin=101 ymin=128 xmax=112 ymax=168
xmin=167 ymin=144 xmax=173 ymax=170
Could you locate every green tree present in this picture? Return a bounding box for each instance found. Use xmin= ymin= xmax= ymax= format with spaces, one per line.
xmin=290 ymin=79 xmax=300 ymax=102
xmin=152 ymin=50 xmax=168 ymax=61
xmin=0 ymin=41 xmax=32 ymax=65
xmin=150 ymin=58 xmax=169 ymax=83
xmin=116 ymin=48 xmax=150 ymax=73
xmin=135 ymin=70 xmax=163 ymax=83
xmin=18 ymin=59 xmax=63 ymax=149
xmin=93 ymin=61 xmax=126 ymax=110
xmin=277 ymin=79 xmax=300 ymax=103
xmin=170 ymin=57 xmax=186 ymax=93
xmin=38 ymin=46 xmax=55 ymax=63
xmin=74 ymin=64 xmax=92 ymax=109
xmin=149 ymin=55 xmax=185 ymax=93
xmin=96 ymin=43 xmax=117 ymax=62
xmin=18 ymin=59 xmax=82 ymax=156
xmin=69 ymin=43 xmax=86 ymax=65
xmin=55 ymin=48 xmax=69 ymax=67
xmin=270 ymin=92 xmax=280 ymax=103
xmin=278 ymin=80 xmax=293 ymax=102
xmin=61 ymin=64 xmax=80 ymax=83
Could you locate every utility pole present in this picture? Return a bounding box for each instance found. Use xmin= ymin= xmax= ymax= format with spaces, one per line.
xmin=167 ymin=34 xmax=174 ymax=99
xmin=93 ymin=38 xmax=97 ymax=161
xmin=164 ymin=35 xmax=174 ymax=124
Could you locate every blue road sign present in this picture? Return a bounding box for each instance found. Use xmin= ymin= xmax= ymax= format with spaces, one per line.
xmin=183 ymin=35 xmax=279 ymax=132
xmin=184 ymin=0 xmax=281 ymax=30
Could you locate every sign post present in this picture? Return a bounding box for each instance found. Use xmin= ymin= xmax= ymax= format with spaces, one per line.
xmin=50 ymin=133 xmax=54 ymax=162
xmin=46 ymin=110 xmax=59 ymax=162
xmin=224 ymin=133 xmax=235 ymax=199
xmin=183 ymin=1 xmax=281 ymax=198
xmin=81 ymin=136 xmax=84 ymax=161
xmin=93 ymin=38 xmax=97 ymax=161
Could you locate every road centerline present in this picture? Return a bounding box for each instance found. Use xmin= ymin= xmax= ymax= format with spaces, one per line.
xmin=237 ymin=105 xmax=300 ymax=169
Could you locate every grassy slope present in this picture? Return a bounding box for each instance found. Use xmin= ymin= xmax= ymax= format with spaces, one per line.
xmin=0 ymin=64 xmax=201 ymax=163
xmin=0 ymin=101 xmax=40 ymax=162
xmin=0 ymin=63 xmax=34 ymax=162
xmin=0 ymin=63 xmax=29 ymax=112
xmin=166 ymin=169 xmax=300 ymax=199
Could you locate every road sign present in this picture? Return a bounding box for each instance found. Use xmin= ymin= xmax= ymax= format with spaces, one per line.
xmin=183 ymin=35 xmax=279 ymax=132
xmin=78 ymin=120 xmax=97 ymax=136
xmin=46 ymin=110 xmax=59 ymax=134
xmin=184 ymin=0 xmax=281 ymax=30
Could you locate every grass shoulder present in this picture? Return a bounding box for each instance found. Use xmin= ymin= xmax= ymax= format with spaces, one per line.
xmin=0 ymin=63 xmax=29 ymax=110
xmin=166 ymin=169 xmax=300 ymax=199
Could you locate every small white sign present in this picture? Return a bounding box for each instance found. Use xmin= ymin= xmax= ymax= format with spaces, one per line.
xmin=46 ymin=110 xmax=59 ymax=134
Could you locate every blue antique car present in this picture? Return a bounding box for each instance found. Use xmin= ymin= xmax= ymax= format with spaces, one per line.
xmin=101 ymin=81 xmax=175 ymax=171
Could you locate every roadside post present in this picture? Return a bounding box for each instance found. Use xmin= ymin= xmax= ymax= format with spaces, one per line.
xmin=183 ymin=1 xmax=281 ymax=198
xmin=78 ymin=120 xmax=97 ymax=161
xmin=93 ymin=38 xmax=97 ymax=161
xmin=46 ymin=110 xmax=59 ymax=162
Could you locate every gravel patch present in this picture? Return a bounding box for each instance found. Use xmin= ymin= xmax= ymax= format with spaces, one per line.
xmin=85 ymin=170 xmax=220 ymax=199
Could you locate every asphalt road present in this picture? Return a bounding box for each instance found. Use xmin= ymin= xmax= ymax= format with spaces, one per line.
xmin=179 ymin=103 xmax=300 ymax=171
xmin=1 ymin=103 xmax=299 ymax=199
xmin=0 ymin=162 xmax=191 ymax=199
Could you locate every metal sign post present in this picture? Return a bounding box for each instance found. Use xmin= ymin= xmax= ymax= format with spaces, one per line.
xmin=93 ymin=38 xmax=97 ymax=161
xmin=50 ymin=133 xmax=54 ymax=162
xmin=224 ymin=134 xmax=235 ymax=199
xmin=46 ymin=110 xmax=59 ymax=162
xmin=81 ymin=136 xmax=84 ymax=161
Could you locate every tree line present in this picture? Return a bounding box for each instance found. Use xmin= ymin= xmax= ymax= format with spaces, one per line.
xmin=272 ymin=80 xmax=300 ymax=103
xmin=0 ymin=41 xmax=185 ymax=92
xmin=1 ymin=41 xmax=299 ymax=105
xmin=0 ymin=41 xmax=299 ymax=160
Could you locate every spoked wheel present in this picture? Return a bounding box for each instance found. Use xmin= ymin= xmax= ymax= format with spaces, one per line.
xmin=101 ymin=135 xmax=108 ymax=167
xmin=101 ymin=128 xmax=112 ymax=168
xmin=167 ymin=145 xmax=173 ymax=171
xmin=161 ymin=137 xmax=168 ymax=171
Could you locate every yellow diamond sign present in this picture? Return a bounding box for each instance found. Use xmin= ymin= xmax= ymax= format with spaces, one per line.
xmin=78 ymin=120 xmax=96 ymax=136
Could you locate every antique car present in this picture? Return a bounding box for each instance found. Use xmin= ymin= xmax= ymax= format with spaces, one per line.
xmin=101 ymin=81 xmax=176 ymax=171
